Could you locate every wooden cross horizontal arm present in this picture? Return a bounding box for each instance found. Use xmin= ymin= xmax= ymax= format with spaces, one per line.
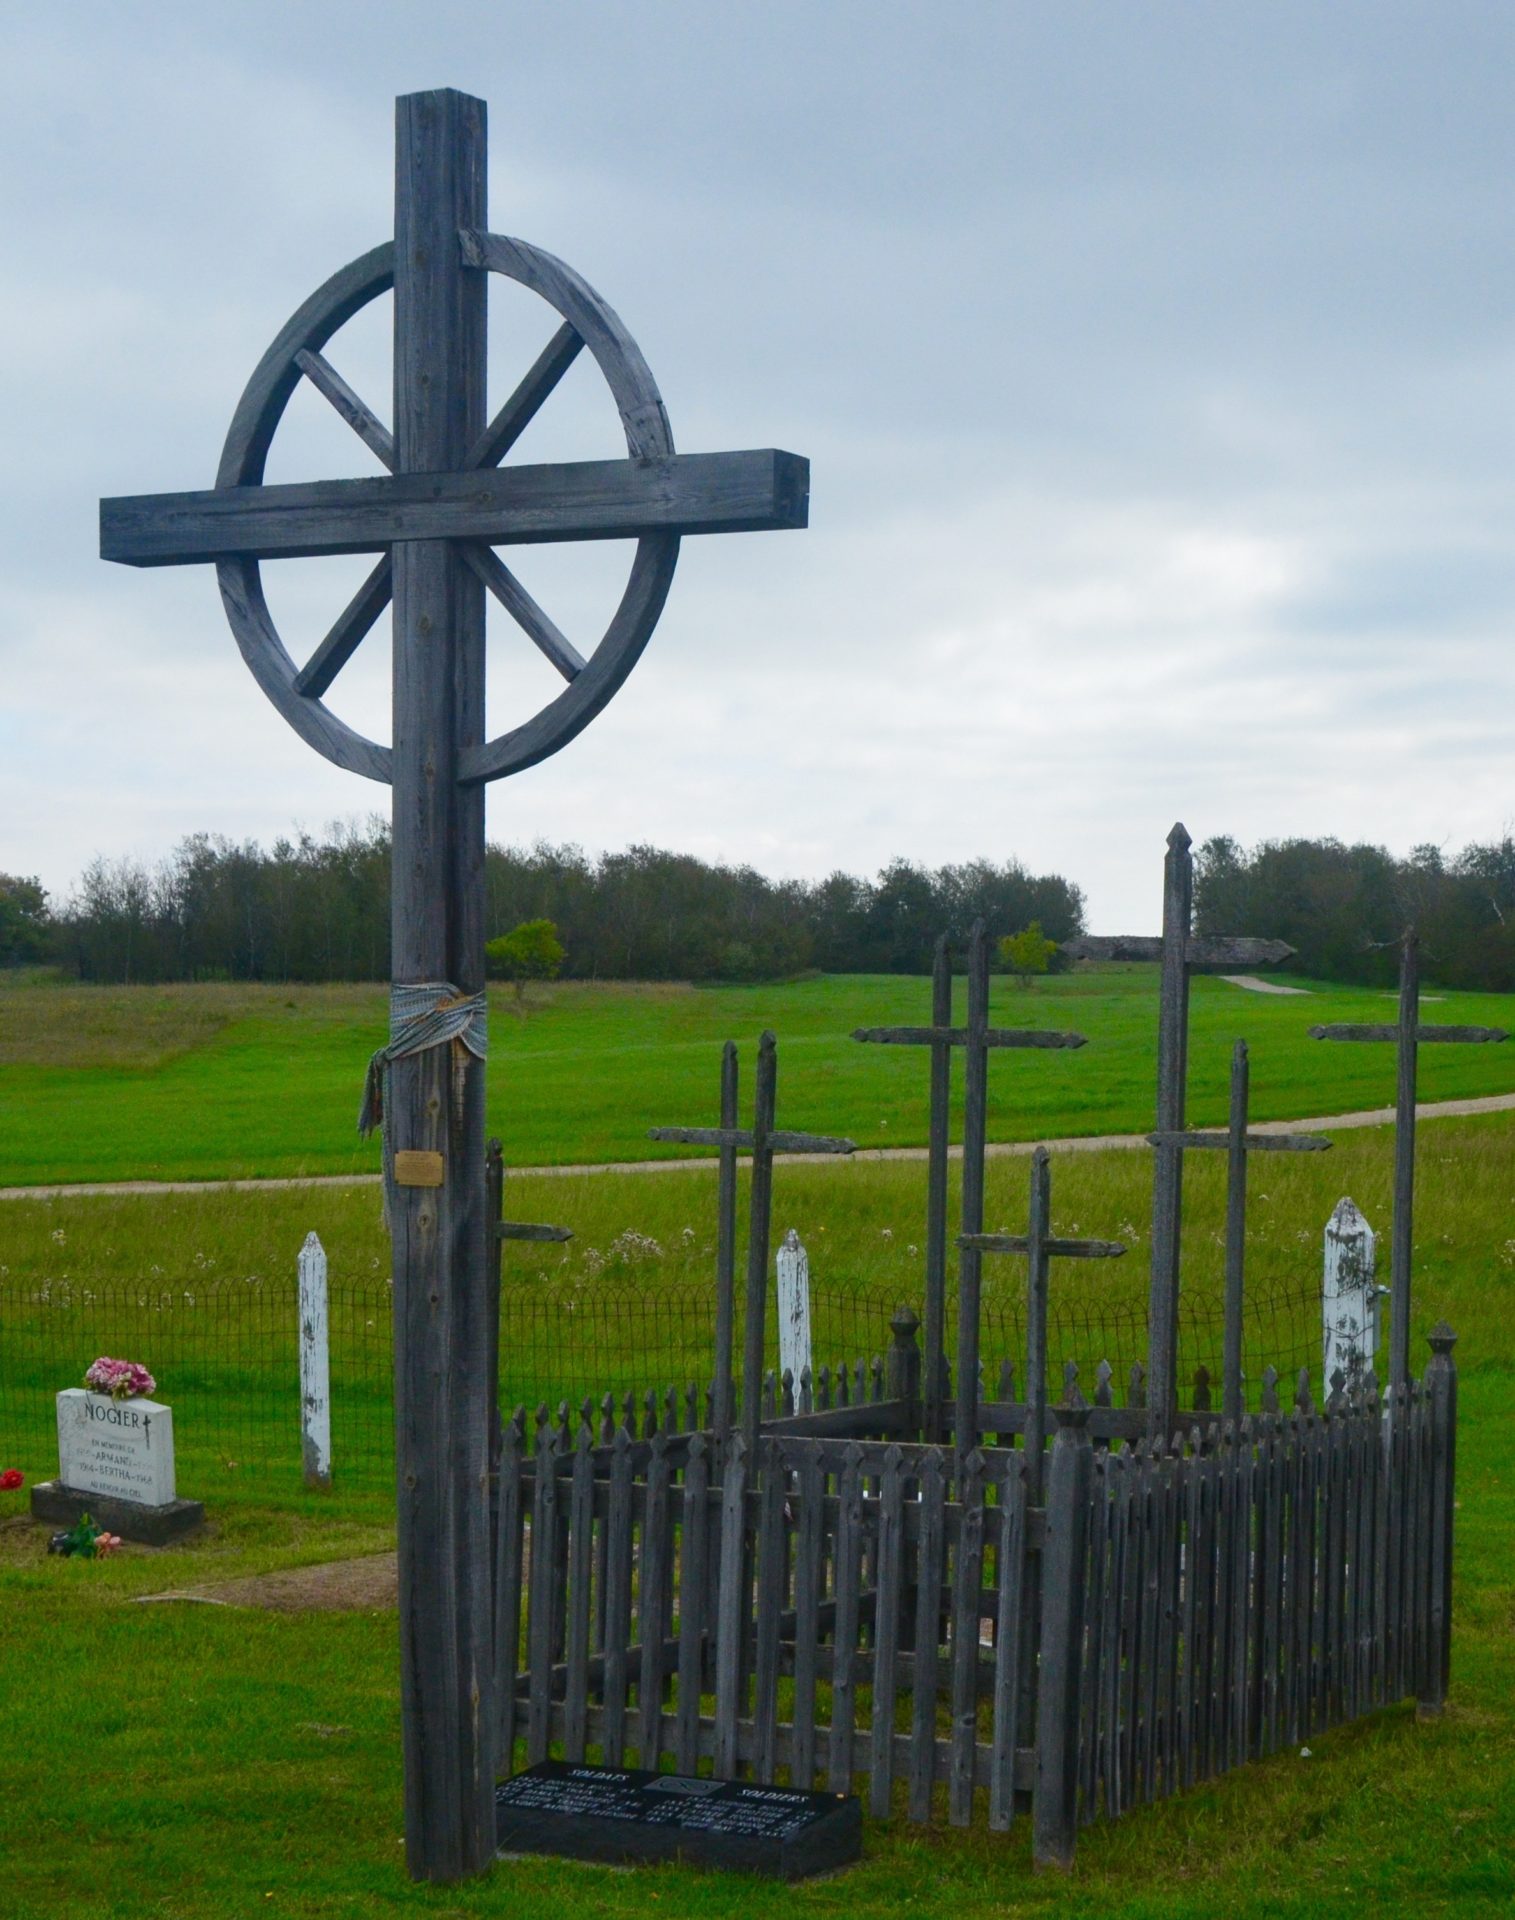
xmin=495 ymin=1221 xmax=573 ymax=1243
xmin=647 ymin=1125 xmax=856 ymax=1155
xmin=851 ymin=1024 xmax=1086 ymax=1050
xmin=99 ymin=448 xmax=810 ymax=567
xmin=959 ymin=1231 xmax=1126 ymax=1259
xmin=1309 ymin=1022 xmax=1507 ymax=1044
xmin=1064 ymin=934 xmax=1296 ymax=967
xmin=1146 ymin=1129 xmax=1331 ymax=1152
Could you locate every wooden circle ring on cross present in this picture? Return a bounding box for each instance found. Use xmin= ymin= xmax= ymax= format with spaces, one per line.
xmin=98 ymin=87 xmax=808 ymax=1886
xmin=213 ymin=233 xmax=682 ymax=785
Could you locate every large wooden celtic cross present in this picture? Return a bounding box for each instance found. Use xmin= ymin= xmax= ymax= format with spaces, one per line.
xmin=100 ymin=89 xmax=807 ymax=1882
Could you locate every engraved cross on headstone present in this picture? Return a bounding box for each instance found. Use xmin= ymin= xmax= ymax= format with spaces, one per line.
xmin=98 ymin=88 xmax=807 ymax=1884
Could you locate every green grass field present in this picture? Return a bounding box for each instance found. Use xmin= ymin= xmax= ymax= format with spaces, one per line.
xmin=1 ymin=1128 xmax=1512 ymax=1914
xmin=2 ymin=965 xmax=1514 ymax=1185
xmin=1 ymin=977 xmax=1512 ymax=1915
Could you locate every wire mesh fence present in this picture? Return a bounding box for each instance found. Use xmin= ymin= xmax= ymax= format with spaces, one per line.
xmin=0 ymin=1259 xmax=1324 ymax=1501
xmin=0 ymin=1274 xmax=399 ymax=1494
xmin=980 ymin=1274 xmax=1323 ymax=1405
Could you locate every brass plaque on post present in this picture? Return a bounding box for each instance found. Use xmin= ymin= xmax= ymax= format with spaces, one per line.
xmin=393 ymin=1150 xmax=445 ymax=1188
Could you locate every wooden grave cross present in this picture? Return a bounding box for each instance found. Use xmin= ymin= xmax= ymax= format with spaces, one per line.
xmin=1065 ymin=822 xmax=1297 ymax=1431
xmin=854 ymin=921 xmax=1086 ymax=1445
xmin=483 ymin=1140 xmax=572 ymax=1486
xmin=1148 ymin=1039 xmax=1331 ymax=1420
xmin=960 ymin=1145 xmax=1126 ymax=1496
xmin=1310 ymin=927 xmax=1506 ymax=1387
xmin=98 ymin=87 xmax=807 ymax=1883
xmin=649 ymin=1031 xmax=854 ymax=1452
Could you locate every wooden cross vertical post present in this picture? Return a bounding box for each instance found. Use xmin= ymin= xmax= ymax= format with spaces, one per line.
xmin=649 ymin=1032 xmax=854 ymax=1454
xmin=484 ymin=1137 xmax=573 ymax=1474
xmin=1310 ymin=928 xmax=1506 ymax=1386
xmin=1065 ymin=824 xmax=1296 ymax=1432
xmin=960 ymin=1145 xmax=1126 ymax=1504
xmin=1147 ymin=1040 xmax=1330 ymax=1419
xmin=387 ymin=92 xmax=492 ymax=1880
xmin=854 ymin=923 xmax=1087 ymax=1461
xmin=961 ymin=1145 xmax=1123 ymax=1759
xmin=1150 ymin=823 xmax=1193 ymax=1435
xmin=100 ymin=84 xmax=808 ymax=1883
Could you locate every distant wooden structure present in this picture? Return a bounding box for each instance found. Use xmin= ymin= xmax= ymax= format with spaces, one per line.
xmin=100 ymin=88 xmax=807 ymax=1882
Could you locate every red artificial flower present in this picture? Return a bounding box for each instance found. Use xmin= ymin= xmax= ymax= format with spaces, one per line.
xmin=0 ymin=1469 xmax=24 ymax=1491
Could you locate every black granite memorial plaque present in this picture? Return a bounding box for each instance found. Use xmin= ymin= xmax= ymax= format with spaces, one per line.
xmin=495 ymin=1760 xmax=861 ymax=1879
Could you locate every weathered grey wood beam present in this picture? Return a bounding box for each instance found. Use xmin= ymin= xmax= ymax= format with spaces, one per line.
xmin=960 ymin=1232 xmax=1127 ymax=1259
xmin=1146 ymin=1130 xmax=1331 ymax=1152
xmin=1309 ymin=1022 xmax=1507 ymax=1044
xmin=852 ymin=1024 xmax=1086 ymax=1050
xmin=387 ymin=85 xmax=493 ymax=1882
xmin=646 ymin=1125 xmax=856 ymax=1154
xmin=457 ymin=543 xmax=584 ymax=680
xmin=463 ymin=321 xmax=583 ymax=470
xmin=294 ymin=347 xmax=397 ymax=469
xmin=1064 ymin=934 xmax=1296 ymax=967
xmin=100 ymin=448 xmax=809 ymax=565
xmin=292 ymin=554 xmax=393 ymax=698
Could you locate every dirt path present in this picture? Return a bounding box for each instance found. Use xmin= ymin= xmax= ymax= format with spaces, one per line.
xmin=133 ymin=1551 xmax=398 ymax=1612
xmin=1219 ymin=974 xmax=1313 ymax=996
xmin=5 ymin=1091 xmax=1515 ymax=1201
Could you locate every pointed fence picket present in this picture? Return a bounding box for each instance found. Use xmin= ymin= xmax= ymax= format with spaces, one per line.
xmin=492 ymin=1325 xmax=1457 ymax=1863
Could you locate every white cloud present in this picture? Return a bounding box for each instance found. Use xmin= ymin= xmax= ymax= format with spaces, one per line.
xmin=6 ymin=3 xmax=1515 ymax=937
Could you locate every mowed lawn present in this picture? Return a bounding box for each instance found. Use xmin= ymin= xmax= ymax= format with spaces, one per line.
xmin=3 ymin=966 xmax=1515 ymax=1185
xmin=1 ymin=1118 xmax=1512 ymax=1917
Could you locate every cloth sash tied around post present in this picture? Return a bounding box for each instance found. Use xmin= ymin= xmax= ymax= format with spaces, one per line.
xmin=358 ymin=982 xmax=488 ymax=1138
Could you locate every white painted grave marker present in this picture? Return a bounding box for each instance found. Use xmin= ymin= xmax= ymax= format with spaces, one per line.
xmin=298 ymin=1231 xmax=332 ymax=1488
xmin=776 ymin=1228 xmax=813 ymax=1398
xmin=1323 ymin=1196 xmax=1385 ymax=1385
xmin=56 ymin=1388 xmax=176 ymax=1507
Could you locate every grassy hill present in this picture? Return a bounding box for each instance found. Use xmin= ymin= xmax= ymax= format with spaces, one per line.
xmin=2 ymin=966 xmax=1513 ymax=1186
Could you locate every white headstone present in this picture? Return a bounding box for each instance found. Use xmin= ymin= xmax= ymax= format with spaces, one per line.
xmin=776 ymin=1228 xmax=813 ymax=1398
xmin=1323 ymin=1197 xmax=1383 ymax=1387
xmin=56 ymin=1389 xmax=177 ymax=1507
xmin=298 ymin=1231 xmax=332 ymax=1488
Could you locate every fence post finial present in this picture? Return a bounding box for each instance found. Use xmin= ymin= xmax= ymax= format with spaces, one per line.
xmin=887 ymin=1305 xmax=922 ymax=1426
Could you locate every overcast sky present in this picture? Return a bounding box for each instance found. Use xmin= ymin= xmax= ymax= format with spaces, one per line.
xmin=4 ymin=2 xmax=1513 ymax=931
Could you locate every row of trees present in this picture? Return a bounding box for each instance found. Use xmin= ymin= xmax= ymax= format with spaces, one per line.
xmin=20 ymin=825 xmax=1515 ymax=990
xmin=25 ymin=823 xmax=1087 ymax=985
xmin=1194 ymin=834 xmax=1515 ymax=992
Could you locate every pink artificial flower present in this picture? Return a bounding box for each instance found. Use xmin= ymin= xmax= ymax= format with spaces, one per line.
xmin=84 ymin=1357 xmax=157 ymax=1400
xmin=95 ymin=1533 xmax=122 ymax=1557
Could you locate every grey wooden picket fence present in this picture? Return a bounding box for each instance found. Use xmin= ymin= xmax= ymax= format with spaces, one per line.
xmin=493 ymin=1326 xmax=1457 ymax=1865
